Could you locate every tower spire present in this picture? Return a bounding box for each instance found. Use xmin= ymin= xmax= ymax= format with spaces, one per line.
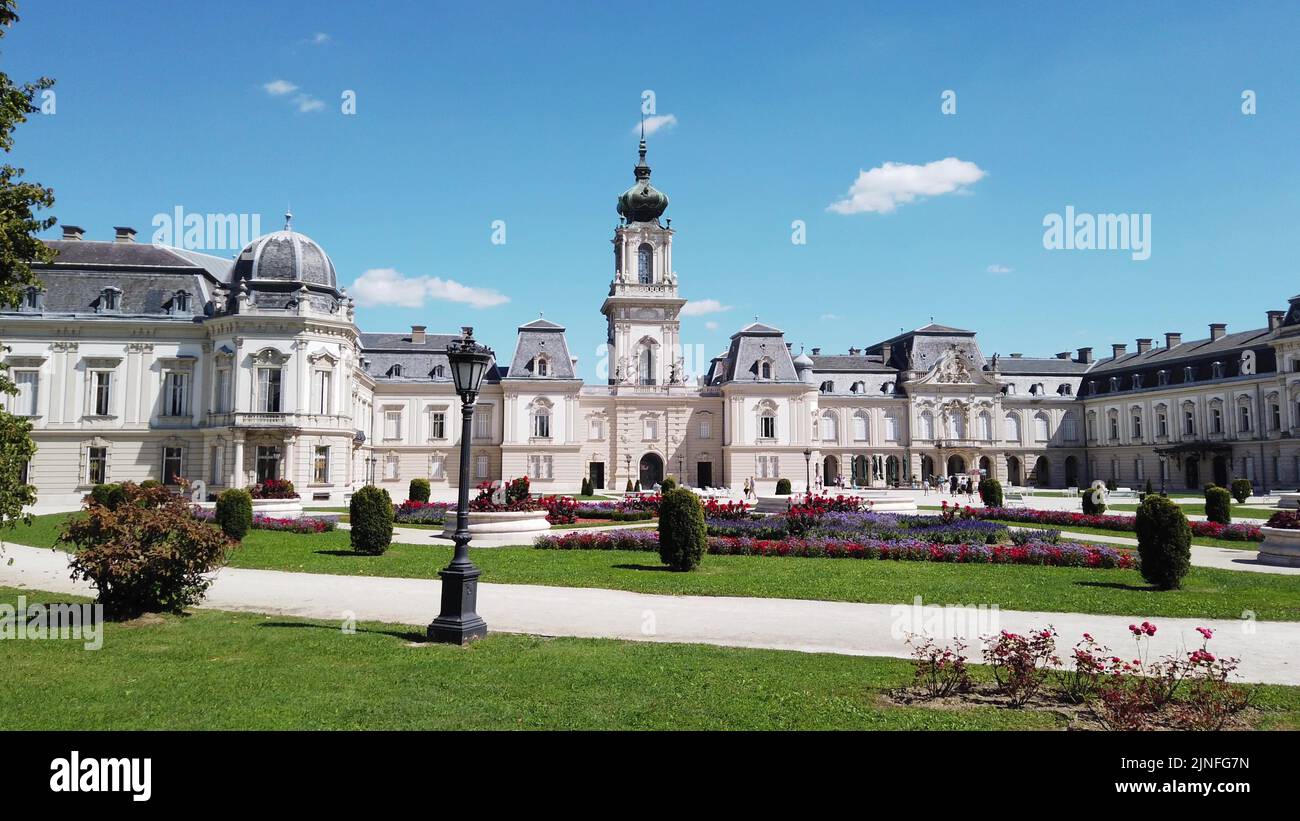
xmin=284 ymin=206 xmax=294 ymax=231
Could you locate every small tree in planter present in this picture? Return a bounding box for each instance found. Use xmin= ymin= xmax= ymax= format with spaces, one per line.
xmin=1230 ymin=479 xmax=1252 ymax=504
xmin=350 ymin=485 xmax=394 ymax=555
xmin=775 ymin=478 xmax=792 ymax=495
xmin=408 ymin=478 xmax=431 ymax=503
xmin=978 ymin=477 xmax=1003 ymax=508
xmin=61 ymin=483 xmax=233 ymax=617
xmin=215 ymin=487 xmax=253 ymax=540
xmin=1204 ymin=485 xmax=1231 ymax=525
xmin=658 ymin=487 xmax=706 ymax=571
xmin=1135 ymin=495 xmax=1192 ymax=590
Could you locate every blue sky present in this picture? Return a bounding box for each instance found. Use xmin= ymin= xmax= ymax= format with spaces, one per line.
xmin=6 ymin=1 xmax=1300 ymax=379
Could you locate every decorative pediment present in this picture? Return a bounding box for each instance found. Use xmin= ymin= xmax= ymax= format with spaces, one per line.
xmin=912 ymin=345 xmax=997 ymax=387
xmin=251 ymin=346 xmax=290 ymax=366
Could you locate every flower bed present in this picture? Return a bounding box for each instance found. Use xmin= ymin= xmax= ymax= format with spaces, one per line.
xmin=395 ymin=500 xmax=452 ymax=525
xmin=705 ymin=510 xmax=1009 ymax=544
xmin=193 ymin=508 xmax=338 ymax=533
xmin=250 ymin=478 xmax=299 ymax=500
xmin=534 ymin=530 xmax=1133 ymax=568
xmin=965 ymin=506 xmax=1262 ymax=542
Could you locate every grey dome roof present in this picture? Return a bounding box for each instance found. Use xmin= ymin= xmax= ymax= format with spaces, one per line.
xmin=793 ymin=351 xmax=815 ymax=369
xmin=231 ymin=224 xmax=337 ymax=290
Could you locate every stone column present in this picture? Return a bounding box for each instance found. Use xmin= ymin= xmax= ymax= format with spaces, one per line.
xmin=232 ymin=437 xmax=245 ymax=488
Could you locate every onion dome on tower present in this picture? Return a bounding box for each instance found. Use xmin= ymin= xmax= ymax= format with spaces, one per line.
xmin=616 ymin=127 xmax=669 ymax=224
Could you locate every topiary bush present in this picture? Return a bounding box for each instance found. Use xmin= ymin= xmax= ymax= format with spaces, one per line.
xmin=89 ymin=483 xmax=126 ymax=511
xmin=775 ymin=478 xmax=792 ymax=495
xmin=626 ymin=479 xmax=634 ymax=492
xmin=661 ymin=477 xmax=677 ymax=491
xmin=978 ymin=477 xmax=1003 ymax=508
xmin=581 ymin=477 xmax=593 ymax=497
xmin=1135 ymin=495 xmax=1192 ymax=590
xmin=61 ymin=483 xmax=233 ymax=617
xmin=1204 ymin=485 xmax=1232 ymax=525
xmin=1230 ymin=479 xmax=1252 ymax=504
xmin=1081 ymin=485 xmax=1107 ymax=515
xmin=215 ymin=487 xmax=253 ymax=540
xmin=140 ymin=479 xmax=162 ymax=490
xmin=350 ymin=485 xmax=394 ymax=555
xmin=657 ymin=487 xmax=706 ymax=571
xmin=1142 ymin=478 xmax=1154 ymax=500
xmin=408 ymin=478 xmax=431 ymax=503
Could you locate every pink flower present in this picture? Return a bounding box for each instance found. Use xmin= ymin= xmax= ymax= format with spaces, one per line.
xmin=1196 ymin=627 xmax=1214 ymax=640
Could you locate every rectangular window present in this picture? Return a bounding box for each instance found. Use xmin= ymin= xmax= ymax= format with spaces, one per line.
xmin=209 ymin=445 xmax=222 ymax=485
xmin=533 ymin=413 xmax=551 ymax=438
xmin=384 ymin=454 xmax=399 ymax=480
xmin=255 ymin=446 xmax=281 ymax=484
xmin=474 ymin=406 xmax=492 ymax=440
xmin=1239 ymin=406 xmax=1252 ymax=433
xmin=1184 ymin=410 xmax=1195 ymax=436
xmin=430 ymin=453 xmax=446 ymax=480
xmin=475 ymin=453 xmax=489 ymax=479
xmin=1135 ymin=459 xmax=1145 ymax=481
xmin=12 ymin=370 xmax=37 ymax=416
xmin=92 ymin=371 xmax=112 ymax=416
xmin=429 ymin=411 xmax=446 ymax=440
xmin=314 ymin=371 xmax=332 ymax=415
xmin=588 ymin=418 xmax=603 ymax=440
xmin=313 ymin=446 xmax=330 ymax=483
xmin=1131 ymin=415 xmax=1142 ymax=439
xmin=1271 ymin=404 xmax=1282 ymax=431
xmin=214 ymin=369 xmax=230 ymax=413
xmin=1157 ymin=412 xmax=1168 ymax=438
xmin=162 ymin=447 xmax=184 ymax=484
xmin=166 ymin=372 xmax=188 ymax=417
xmin=758 ymin=416 xmax=775 ymax=440
xmin=87 ymin=446 xmax=107 ymax=485
xmin=698 ymin=418 xmax=712 ymax=439
xmin=257 ymin=368 xmax=282 ymax=413
xmin=644 ymin=418 xmax=658 ymax=440
xmin=384 ymin=410 xmax=403 ymax=440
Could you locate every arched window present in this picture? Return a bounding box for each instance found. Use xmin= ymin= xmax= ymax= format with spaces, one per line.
xmin=535 ymin=356 xmax=549 ymax=377
xmin=759 ymin=360 xmax=772 ymax=379
xmin=1004 ymin=412 xmax=1022 ymax=442
xmin=1034 ymin=411 xmax=1050 ymax=442
xmin=639 ymin=347 xmax=655 ymax=386
xmin=851 ymin=381 xmax=866 ymax=394
xmin=977 ymin=412 xmax=992 ymax=440
xmin=919 ymin=411 xmax=934 ymax=440
xmin=757 ymin=405 xmax=777 ymax=440
xmin=389 ymin=364 xmax=403 ymax=378
xmin=884 ymin=411 xmax=900 ymax=442
xmin=853 ymin=411 xmax=869 ymax=442
xmin=531 ymin=401 xmax=552 ymax=438
xmin=948 ymin=412 xmax=965 ymax=440
xmin=637 ymin=243 xmax=653 ymax=284
xmin=821 ymin=411 xmax=838 ymax=442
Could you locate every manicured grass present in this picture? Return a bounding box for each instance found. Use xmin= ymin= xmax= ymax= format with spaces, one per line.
xmin=979 ymin=519 xmax=1261 ymax=551
xmin=14 ymin=513 xmax=1299 ymax=621
xmin=1106 ymin=503 xmax=1275 ymax=520
xmin=0 ymin=586 xmax=1071 ymax=730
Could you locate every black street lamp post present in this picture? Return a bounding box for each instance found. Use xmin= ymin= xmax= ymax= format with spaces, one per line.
xmin=1159 ymin=454 xmax=1168 ymax=496
xmin=428 ymin=327 xmax=495 ymax=645
xmin=803 ymin=448 xmax=812 ymax=493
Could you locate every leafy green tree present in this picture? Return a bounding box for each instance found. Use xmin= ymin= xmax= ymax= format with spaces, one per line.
xmin=0 ymin=2 xmax=56 ymax=532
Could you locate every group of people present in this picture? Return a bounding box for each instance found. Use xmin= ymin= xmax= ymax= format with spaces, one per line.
xmin=920 ymin=472 xmax=978 ymax=501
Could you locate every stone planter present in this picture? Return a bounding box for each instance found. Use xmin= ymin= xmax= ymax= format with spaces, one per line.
xmin=1258 ymin=525 xmax=1300 ymax=567
xmin=195 ymin=496 xmax=304 ymax=519
xmin=441 ymin=509 xmax=552 ymax=540
xmin=1278 ymin=492 xmax=1300 ymax=510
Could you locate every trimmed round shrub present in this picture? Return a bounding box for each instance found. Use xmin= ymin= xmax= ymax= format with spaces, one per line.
xmin=215 ymin=488 xmax=253 ymax=540
xmin=1081 ymin=485 xmax=1107 ymax=515
xmin=140 ymin=479 xmax=162 ymax=490
xmin=350 ymin=485 xmax=394 ymax=555
xmin=1204 ymin=485 xmax=1231 ymax=525
xmin=775 ymin=478 xmax=792 ymax=495
xmin=408 ymin=478 xmax=431 ymax=503
xmin=1135 ymin=495 xmax=1192 ymax=590
xmin=90 ymin=483 xmax=126 ymax=511
xmin=977 ymin=477 xmax=1003 ymax=508
xmin=1230 ymin=479 xmax=1252 ymax=504
xmin=657 ymin=487 xmax=706 ymax=571
xmin=661 ymin=477 xmax=677 ymax=491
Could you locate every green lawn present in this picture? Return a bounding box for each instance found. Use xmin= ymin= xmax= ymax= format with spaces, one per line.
xmin=0 ymin=586 xmax=1068 ymax=730
xmin=12 ymin=513 xmax=1299 ymax=621
xmin=1105 ymin=503 xmax=1275 ymax=520
xmin=919 ymin=506 xmax=1264 ymax=549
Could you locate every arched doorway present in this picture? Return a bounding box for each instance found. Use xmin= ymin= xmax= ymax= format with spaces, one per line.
xmin=639 ymin=453 xmax=663 ymax=488
xmin=1006 ymin=456 xmax=1022 ymax=486
xmin=946 ymin=454 xmax=966 ymax=476
xmin=978 ymin=456 xmax=991 ymax=477
xmin=920 ymin=455 xmax=935 ymax=482
xmin=823 ymin=455 xmax=840 ymax=486
xmin=852 ymin=455 xmax=869 ymax=486
xmin=1033 ymin=456 xmax=1051 ymax=487
xmin=1212 ymin=455 xmax=1229 ymax=487
xmin=885 ymin=455 xmax=901 ymax=486
xmin=1064 ymin=455 xmax=1079 ymax=487
xmin=1185 ymin=456 xmax=1200 ymax=489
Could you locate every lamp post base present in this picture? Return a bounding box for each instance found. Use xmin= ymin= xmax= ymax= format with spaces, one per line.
xmin=427 ymin=564 xmax=487 ymax=645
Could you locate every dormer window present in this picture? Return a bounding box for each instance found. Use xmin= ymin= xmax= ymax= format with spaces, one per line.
xmin=1184 ymin=366 xmax=1196 ymax=382
xmin=881 ymin=381 xmax=894 ymax=394
xmin=171 ymin=290 xmax=191 ymax=314
xmin=432 ymin=365 xmax=445 ymax=379
xmin=1088 ymin=380 xmax=1098 ymax=395
xmin=1132 ymin=373 xmax=1143 ymax=389
xmin=1057 ymin=384 xmax=1073 ymax=396
xmin=389 ymin=364 xmax=403 ymax=378
xmin=535 ymin=356 xmax=549 ymax=377
xmin=851 ymin=381 xmax=866 ymax=393
xmin=637 ymin=243 xmax=653 ymax=284
xmin=759 ymin=361 xmax=772 ymax=379
xmin=1109 ymin=376 xmax=1120 ymax=392
xmin=1157 ymin=369 xmax=1170 ymax=386
xmin=1211 ymin=361 xmax=1224 ymax=379
xmin=98 ymin=287 xmax=122 ymax=313
xmin=819 ymin=380 xmax=834 ymax=394
xmin=20 ymin=286 xmax=41 ymax=312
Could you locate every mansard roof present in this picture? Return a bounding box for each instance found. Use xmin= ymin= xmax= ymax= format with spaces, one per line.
xmin=719 ymin=322 xmax=800 ymax=383
xmin=992 ymin=355 xmax=1091 ymax=376
xmin=360 ymin=331 xmax=503 ymax=383
xmin=505 ymin=319 xmax=577 ymax=379
xmin=1087 ymin=327 xmax=1273 ymax=375
xmin=808 ymin=354 xmax=895 ymax=373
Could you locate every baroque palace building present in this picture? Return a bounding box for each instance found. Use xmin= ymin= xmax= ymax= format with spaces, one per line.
xmin=3 ymin=139 xmax=1296 ymax=509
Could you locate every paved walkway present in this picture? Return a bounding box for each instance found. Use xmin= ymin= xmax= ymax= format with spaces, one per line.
xmin=1 ymin=542 xmax=1296 ymax=685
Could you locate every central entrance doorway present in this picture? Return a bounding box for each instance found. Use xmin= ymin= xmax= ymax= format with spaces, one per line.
xmin=639 ymin=453 xmax=664 ymax=488
xmin=588 ymin=461 xmax=605 ymax=491
xmin=696 ymin=461 xmax=713 ymax=488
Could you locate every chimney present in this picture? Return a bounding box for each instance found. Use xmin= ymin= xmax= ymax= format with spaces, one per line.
xmin=1010 ymin=352 xmax=1023 ymax=358
xmin=1136 ymin=338 xmax=1153 ymax=354
xmin=1268 ymin=310 xmax=1285 ymax=331
xmin=113 ymin=226 xmax=136 ymax=242
xmin=1055 ymin=352 xmax=1071 ymax=359
xmin=880 ymin=342 xmax=893 ymax=364
xmin=61 ymin=225 xmax=85 ymax=241
xmin=410 ymin=325 xmax=426 ymax=345
xmin=1209 ymin=323 xmax=1226 ymax=342
xmin=1164 ymin=332 xmax=1182 ymax=349
xmin=1111 ymin=343 xmax=1127 ymax=359
xmin=1077 ymin=347 xmax=1093 ymax=364
xmin=811 ymin=347 xmax=821 ymax=356
xmin=848 ymin=347 xmax=860 ymax=356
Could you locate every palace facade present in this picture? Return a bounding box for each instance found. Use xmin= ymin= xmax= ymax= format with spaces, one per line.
xmin=4 ymin=140 xmax=1296 ymax=510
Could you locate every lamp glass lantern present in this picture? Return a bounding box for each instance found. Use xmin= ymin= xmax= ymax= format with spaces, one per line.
xmin=448 ymin=326 xmax=493 ymax=401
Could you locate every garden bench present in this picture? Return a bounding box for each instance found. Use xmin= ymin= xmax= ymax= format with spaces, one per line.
xmin=1004 ymin=491 xmax=1028 ymax=508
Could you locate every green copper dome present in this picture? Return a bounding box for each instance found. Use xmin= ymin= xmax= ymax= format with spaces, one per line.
xmin=616 ymin=138 xmax=669 ymax=223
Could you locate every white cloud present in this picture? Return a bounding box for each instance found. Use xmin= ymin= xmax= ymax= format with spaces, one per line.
xmin=986 ymin=264 xmax=1012 ymax=274
xmin=827 ymin=157 xmax=987 ymax=215
xmin=634 ymin=114 xmax=678 ymax=136
xmin=681 ymin=298 xmax=731 ymax=316
xmin=306 ymin=32 xmax=330 ymax=45
xmin=350 ymin=268 xmax=510 ymax=310
xmin=820 ymin=313 xmax=842 ymax=321
xmin=294 ymin=94 xmax=326 ymax=113
xmin=704 ymin=321 xmax=720 ymax=331
xmin=263 ymin=79 xmax=299 ymax=96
